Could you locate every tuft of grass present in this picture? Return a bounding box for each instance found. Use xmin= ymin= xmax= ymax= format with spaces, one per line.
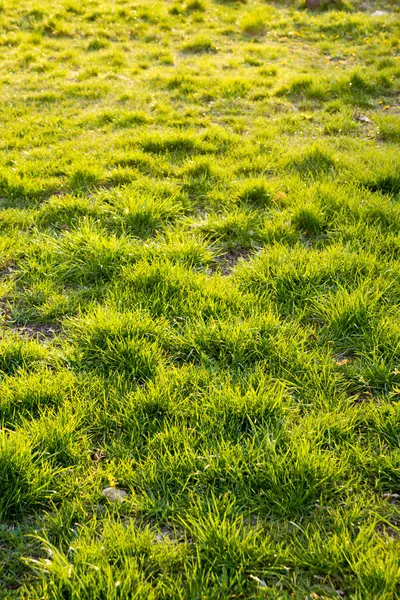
xmin=181 ymin=36 xmax=217 ymax=54
xmin=0 ymin=431 xmax=55 ymax=520
xmin=236 ymin=180 xmax=273 ymax=208
xmin=186 ymin=0 xmax=207 ymax=12
xmin=240 ymin=12 xmax=266 ymax=37
xmin=289 ymin=147 xmax=336 ymax=178
xmin=87 ymin=38 xmax=108 ymax=51
xmin=292 ymin=204 xmax=325 ymax=236
xmin=0 ymin=335 xmax=52 ymax=377
xmin=68 ymin=167 xmax=102 ymax=193
xmin=98 ymin=187 xmax=183 ymax=238
xmin=376 ymin=115 xmax=400 ymax=144
xmin=68 ymin=307 xmax=165 ymax=382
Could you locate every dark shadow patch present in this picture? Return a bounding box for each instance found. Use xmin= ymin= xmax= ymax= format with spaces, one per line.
xmin=0 ymin=177 xmax=55 ymax=209
xmin=363 ymin=174 xmax=400 ymax=197
xmin=181 ymin=37 xmax=217 ymax=55
xmin=288 ymin=148 xmax=336 ymax=178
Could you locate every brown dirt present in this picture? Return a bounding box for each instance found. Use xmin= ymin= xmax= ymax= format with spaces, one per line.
xmin=376 ymin=519 xmax=400 ymax=539
xmin=11 ymin=322 xmax=61 ymax=341
xmin=213 ymin=247 xmax=253 ymax=275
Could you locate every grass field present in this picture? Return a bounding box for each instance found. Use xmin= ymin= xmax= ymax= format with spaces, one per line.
xmin=0 ymin=0 xmax=400 ymax=597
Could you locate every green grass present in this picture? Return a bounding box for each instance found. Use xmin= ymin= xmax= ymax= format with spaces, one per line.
xmin=0 ymin=0 xmax=399 ymax=597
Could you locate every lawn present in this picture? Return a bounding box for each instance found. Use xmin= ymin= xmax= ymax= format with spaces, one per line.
xmin=0 ymin=0 xmax=399 ymax=597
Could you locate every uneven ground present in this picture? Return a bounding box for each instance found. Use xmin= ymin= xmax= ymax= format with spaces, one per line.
xmin=0 ymin=0 xmax=400 ymax=598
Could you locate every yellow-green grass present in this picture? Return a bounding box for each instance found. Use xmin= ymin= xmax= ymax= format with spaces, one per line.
xmin=0 ymin=0 xmax=399 ymax=597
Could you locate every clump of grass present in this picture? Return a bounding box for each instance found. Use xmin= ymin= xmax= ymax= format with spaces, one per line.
xmin=156 ymin=232 xmax=214 ymax=269
xmin=240 ymin=13 xmax=265 ymax=37
xmin=39 ymin=221 xmax=138 ymax=286
xmin=68 ymin=167 xmax=102 ymax=193
xmin=312 ymin=286 xmax=381 ymax=353
xmin=37 ymin=195 xmax=105 ymax=229
xmin=0 ymin=335 xmax=52 ymax=377
xmin=0 ymin=370 xmax=76 ymax=424
xmin=276 ymin=76 xmax=329 ymax=103
xmin=181 ymin=36 xmax=217 ymax=54
xmin=186 ymin=0 xmax=207 ymax=12
xmin=289 ymin=147 xmax=336 ymax=178
xmin=0 ymin=172 xmax=52 ymax=208
xmin=25 ymin=404 xmax=89 ymax=467
xmin=140 ymin=132 xmax=199 ymax=155
xmin=236 ymin=180 xmax=272 ymax=208
xmin=292 ymin=204 xmax=325 ymax=236
xmin=87 ymin=38 xmax=108 ymax=51
xmin=197 ymin=210 xmax=263 ymax=248
xmin=376 ymin=115 xmax=400 ymax=144
xmin=99 ymin=187 xmax=183 ymax=238
xmin=68 ymin=307 xmax=165 ymax=382
xmin=168 ymin=4 xmax=182 ymax=15
xmin=364 ymin=171 xmax=400 ymax=197
xmin=0 ymin=431 xmax=54 ymax=520
xmin=183 ymin=157 xmax=215 ymax=179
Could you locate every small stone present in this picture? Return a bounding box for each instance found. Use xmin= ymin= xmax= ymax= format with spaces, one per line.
xmin=383 ymin=493 xmax=400 ymax=504
xmin=102 ymin=487 xmax=127 ymax=502
xmin=372 ymin=10 xmax=387 ymax=16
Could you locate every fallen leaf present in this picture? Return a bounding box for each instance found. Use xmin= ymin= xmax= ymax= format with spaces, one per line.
xmin=273 ymin=191 xmax=288 ymax=203
xmin=336 ymin=358 xmax=350 ymax=367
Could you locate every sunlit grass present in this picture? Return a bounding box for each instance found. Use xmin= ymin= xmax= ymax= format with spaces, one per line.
xmin=0 ymin=0 xmax=399 ymax=597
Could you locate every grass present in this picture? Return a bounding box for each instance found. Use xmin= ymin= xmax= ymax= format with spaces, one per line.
xmin=0 ymin=0 xmax=399 ymax=597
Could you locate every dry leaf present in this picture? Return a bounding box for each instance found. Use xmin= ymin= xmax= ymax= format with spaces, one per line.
xmin=273 ymin=191 xmax=288 ymax=203
xmin=336 ymin=358 xmax=349 ymax=367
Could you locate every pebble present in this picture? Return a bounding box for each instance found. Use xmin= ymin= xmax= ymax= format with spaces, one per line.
xmin=102 ymin=487 xmax=128 ymax=502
